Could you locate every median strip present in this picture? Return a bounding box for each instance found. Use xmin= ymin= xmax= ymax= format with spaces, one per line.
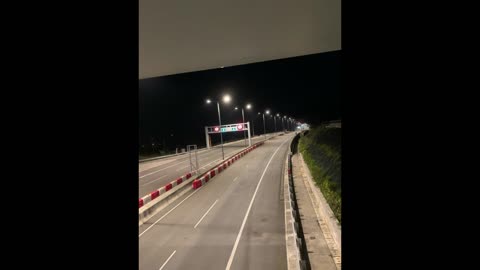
xmin=138 ymin=133 xmax=282 ymax=226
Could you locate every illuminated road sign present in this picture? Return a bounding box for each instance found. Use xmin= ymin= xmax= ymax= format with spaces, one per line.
xmin=221 ymin=126 xmax=238 ymax=132
xmin=206 ymin=123 xmax=249 ymax=134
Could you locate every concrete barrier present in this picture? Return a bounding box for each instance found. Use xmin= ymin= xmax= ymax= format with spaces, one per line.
xmin=139 ymin=176 xmax=196 ymax=226
xmin=138 ymin=172 xmax=189 ymax=208
xmin=139 ymin=134 xmax=276 ymax=163
xmin=138 ymin=134 xmax=279 ymax=225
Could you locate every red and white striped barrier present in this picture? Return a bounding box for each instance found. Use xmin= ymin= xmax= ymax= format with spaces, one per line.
xmin=139 ymin=171 xmax=193 ymax=208
xmin=139 ymin=141 xmax=265 ymax=208
xmin=192 ymin=141 xmax=264 ymax=190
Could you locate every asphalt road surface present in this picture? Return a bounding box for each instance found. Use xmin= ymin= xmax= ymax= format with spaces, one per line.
xmin=139 ymin=133 xmax=294 ymax=270
xmin=139 ymin=134 xmax=279 ymax=197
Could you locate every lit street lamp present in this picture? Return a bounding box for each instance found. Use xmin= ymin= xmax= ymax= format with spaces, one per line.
xmin=234 ymin=103 xmax=252 ymax=146
xmin=273 ymin=113 xmax=279 ymax=133
xmin=264 ymin=110 xmax=270 ymax=139
xmin=205 ymin=94 xmax=232 ymax=160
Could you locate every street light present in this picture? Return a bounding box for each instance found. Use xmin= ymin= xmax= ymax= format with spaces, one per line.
xmin=223 ymin=94 xmax=231 ymax=103
xmin=233 ymin=103 xmax=252 ymax=146
xmin=263 ymin=110 xmax=270 ymax=139
xmin=279 ymin=114 xmax=285 ymax=131
xmin=205 ymin=94 xmax=232 ymax=160
xmin=273 ymin=113 xmax=278 ymax=133
xmin=245 ymin=103 xmax=253 ymax=138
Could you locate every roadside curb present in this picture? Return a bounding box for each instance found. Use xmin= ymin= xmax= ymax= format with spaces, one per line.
xmin=284 ymin=149 xmax=301 ymax=270
xmin=297 ymin=152 xmax=341 ymax=265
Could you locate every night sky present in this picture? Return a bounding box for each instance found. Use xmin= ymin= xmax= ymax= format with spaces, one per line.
xmin=139 ymin=50 xmax=340 ymax=152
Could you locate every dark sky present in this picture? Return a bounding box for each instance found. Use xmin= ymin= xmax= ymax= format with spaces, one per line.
xmin=139 ymin=50 xmax=340 ymax=150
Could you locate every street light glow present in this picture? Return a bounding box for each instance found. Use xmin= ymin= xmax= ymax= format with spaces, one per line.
xmin=276 ymin=113 xmax=280 ymax=117
xmin=235 ymin=107 xmax=238 ymax=110
xmin=206 ymin=99 xmax=212 ymax=104
xmin=266 ymin=110 xmax=270 ymax=114
xmin=223 ymin=94 xmax=231 ymax=103
xmin=246 ymin=104 xmax=252 ymax=109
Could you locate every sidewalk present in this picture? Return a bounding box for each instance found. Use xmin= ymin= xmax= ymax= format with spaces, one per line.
xmin=291 ymin=152 xmax=341 ymax=270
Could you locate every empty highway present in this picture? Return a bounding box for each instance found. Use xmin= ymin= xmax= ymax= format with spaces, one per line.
xmin=138 ymin=134 xmax=280 ymax=197
xmin=139 ymin=133 xmax=294 ymax=270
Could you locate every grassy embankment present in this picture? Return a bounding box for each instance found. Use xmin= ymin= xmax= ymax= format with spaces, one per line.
xmin=298 ymin=126 xmax=341 ymax=223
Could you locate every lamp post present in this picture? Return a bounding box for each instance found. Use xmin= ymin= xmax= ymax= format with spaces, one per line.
xmin=274 ymin=113 xmax=280 ymax=133
xmin=234 ymin=103 xmax=252 ymax=146
xmin=206 ymin=94 xmax=232 ymax=160
xmin=265 ymin=110 xmax=270 ymax=139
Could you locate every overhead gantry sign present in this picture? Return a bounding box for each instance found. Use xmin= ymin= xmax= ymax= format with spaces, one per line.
xmin=205 ymin=122 xmax=251 ymax=149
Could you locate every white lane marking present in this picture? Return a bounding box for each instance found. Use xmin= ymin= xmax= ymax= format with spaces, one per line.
xmin=141 ymin=150 xmax=223 ymax=178
xmin=139 ymin=159 xmax=177 ymax=173
xmin=140 ymin=138 xmax=258 ymax=178
xmin=233 ymin=177 xmax=238 ymax=182
xmin=225 ymin=137 xmax=289 ymax=270
xmin=194 ymin=199 xmax=219 ymax=229
xmin=175 ymin=164 xmax=190 ymax=172
xmin=158 ymin=250 xmax=176 ymax=270
xmin=139 ymin=161 xmax=188 ymax=179
xmin=199 ymin=159 xmax=221 ymax=170
xmin=139 ymin=175 xmax=168 ymax=187
xmin=139 ymin=188 xmax=201 ymax=237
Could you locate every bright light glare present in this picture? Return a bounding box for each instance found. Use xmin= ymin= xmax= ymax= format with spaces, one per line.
xmin=266 ymin=110 xmax=270 ymax=114
xmin=246 ymin=104 xmax=252 ymax=109
xmin=223 ymin=95 xmax=231 ymax=103
xmin=206 ymin=99 xmax=211 ymax=104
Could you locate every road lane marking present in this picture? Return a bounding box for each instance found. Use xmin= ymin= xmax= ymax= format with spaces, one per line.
xmin=139 ymin=188 xmax=201 ymax=237
xmin=139 ymin=175 xmax=168 ymax=187
xmin=139 ymin=139 xmax=258 ymax=178
xmin=225 ymin=137 xmax=289 ymax=270
xmin=175 ymin=164 xmax=191 ymax=172
xmin=199 ymin=159 xmax=221 ymax=169
xmin=139 ymin=161 xmax=188 ymax=179
xmin=158 ymin=250 xmax=176 ymax=270
xmin=194 ymin=199 xmax=219 ymax=229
